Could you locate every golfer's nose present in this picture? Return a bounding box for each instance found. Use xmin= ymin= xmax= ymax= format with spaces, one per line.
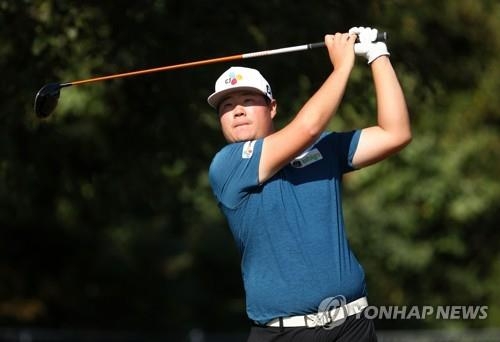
xmin=233 ymin=106 xmax=246 ymax=117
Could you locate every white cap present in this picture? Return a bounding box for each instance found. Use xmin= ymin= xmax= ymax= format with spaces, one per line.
xmin=207 ymin=66 xmax=273 ymax=108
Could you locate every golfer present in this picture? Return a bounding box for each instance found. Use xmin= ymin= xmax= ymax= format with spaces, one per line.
xmin=207 ymin=27 xmax=411 ymax=341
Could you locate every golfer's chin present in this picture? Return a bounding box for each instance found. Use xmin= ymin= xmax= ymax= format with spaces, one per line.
xmin=229 ymin=129 xmax=258 ymax=143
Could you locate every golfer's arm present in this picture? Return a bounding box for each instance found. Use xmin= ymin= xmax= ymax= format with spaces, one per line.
xmin=352 ymin=57 xmax=412 ymax=168
xmin=258 ymin=67 xmax=351 ymax=183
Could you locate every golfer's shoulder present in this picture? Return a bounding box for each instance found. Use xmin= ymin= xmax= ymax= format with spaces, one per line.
xmin=213 ymin=142 xmax=243 ymax=160
xmin=213 ymin=140 xmax=262 ymax=161
xmin=210 ymin=143 xmax=243 ymax=172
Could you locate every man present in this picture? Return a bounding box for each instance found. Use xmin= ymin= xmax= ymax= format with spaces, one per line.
xmin=207 ymin=27 xmax=411 ymax=341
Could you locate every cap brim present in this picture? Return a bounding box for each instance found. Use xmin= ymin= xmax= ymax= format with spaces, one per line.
xmin=207 ymin=86 xmax=267 ymax=109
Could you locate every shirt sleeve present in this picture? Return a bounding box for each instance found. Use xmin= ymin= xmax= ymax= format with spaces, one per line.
xmin=208 ymin=139 xmax=263 ymax=209
xmin=346 ymin=129 xmax=361 ymax=171
xmin=323 ymin=130 xmax=361 ymax=173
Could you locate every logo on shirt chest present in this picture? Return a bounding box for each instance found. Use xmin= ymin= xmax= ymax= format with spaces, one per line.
xmin=290 ymin=148 xmax=323 ymax=168
xmin=242 ymin=140 xmax=256 ymax=159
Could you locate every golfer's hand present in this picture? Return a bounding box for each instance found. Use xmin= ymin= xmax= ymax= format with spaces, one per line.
xmin=324 ymin=33 xmax=356 ymax=71
xmin=349 ymin=26 xmax=390 ymax=64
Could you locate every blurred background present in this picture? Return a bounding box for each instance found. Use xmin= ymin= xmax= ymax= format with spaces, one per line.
xmin=1 ymin=0 xmax=499 ymax=341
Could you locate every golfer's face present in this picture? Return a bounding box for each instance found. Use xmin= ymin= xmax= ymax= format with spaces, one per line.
xmin=218 ymin=91 xmax=275 ymax=143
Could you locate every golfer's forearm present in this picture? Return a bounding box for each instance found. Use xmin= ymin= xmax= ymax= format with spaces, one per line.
xmin=293 ymin=67 xmax=351 ymax=137
xmin=372 ymin=57 xmax=411 ymax=143
xmin=258 ymin=67 xmax=351 ymax=183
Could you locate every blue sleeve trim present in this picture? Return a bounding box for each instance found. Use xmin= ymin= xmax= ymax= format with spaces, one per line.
xmin=347 ymin=129 xmax=362 ymax=170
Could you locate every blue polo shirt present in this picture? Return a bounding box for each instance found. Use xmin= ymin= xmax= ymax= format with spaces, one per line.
xmin=209 ymin=131 xmax=366 ymax=324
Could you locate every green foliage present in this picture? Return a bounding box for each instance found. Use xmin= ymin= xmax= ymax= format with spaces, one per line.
xmin=1 ymin=0 xmax=499 ymax=333
xmin=342 ymin=0 xmax=500 ymax=330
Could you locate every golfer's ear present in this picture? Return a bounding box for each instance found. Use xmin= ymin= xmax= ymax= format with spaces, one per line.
xmin=269 ymin=99 xmax=277 ymax=119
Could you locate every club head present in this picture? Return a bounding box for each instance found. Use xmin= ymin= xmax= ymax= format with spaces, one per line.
xmin=34 ymin=83 xmax=62 ymax=118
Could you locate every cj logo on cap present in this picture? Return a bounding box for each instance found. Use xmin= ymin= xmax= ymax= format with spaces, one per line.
xmin=225 ymin=72 xmax=243 ymax=86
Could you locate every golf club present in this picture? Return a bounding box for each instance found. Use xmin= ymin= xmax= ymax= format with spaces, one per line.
xmin=34 ymin=32 xmax=387 ymax=118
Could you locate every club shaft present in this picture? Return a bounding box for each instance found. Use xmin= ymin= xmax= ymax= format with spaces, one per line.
xmin=242 ymin=42 xmax=324 ymax=59
xmin=64 ymin=53 xmax=244 ymax=86
xmin=63 ymin=32 xmax=386 ymax=87
xmin=65 ymin=44 xmax=321 ymax=87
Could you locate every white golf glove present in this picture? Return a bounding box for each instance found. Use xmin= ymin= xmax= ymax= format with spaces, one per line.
xmin=349 ymin=26 xmax=390 ymax=64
